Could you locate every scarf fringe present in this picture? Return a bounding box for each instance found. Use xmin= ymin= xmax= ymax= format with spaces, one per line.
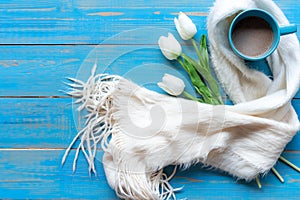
xmin=62 ymin=64 xmax=121 ymax=173
xmin=62 ymin=64 xmax=181 ymax=199
xmin=114 ymin=166 xmax=181 ymax=200
xmin=151 ymin=166 xmax=183 ymax=200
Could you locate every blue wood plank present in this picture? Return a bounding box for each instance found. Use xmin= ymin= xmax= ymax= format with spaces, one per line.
xmin=0 ymin=98 xmax=77 ymax=148
xmin=0 ymin=44 xmax=205 ymax=96
xmin=0 ymin=150 xmax=116 ymax=199
xmin=0 ymin=150 xmax=299 ymax=199
xmin=0 ymin=8 xmax=207 ymax=44
xmin=0 ymin=0 xmax=299 ymax=199
xmin=0 ymin=45 xmax=91 ymax=96
xmin=0 ymin=0 xmax=212 ymax=9
xmin=0 ymin=0 xmax=298 ymax=44
xmin=0 ymin=0 xmax=297 ymax=9
xmin=0 ymin=98 xmax=299 ymax=150
xmin=1 ymin=45 xmax=299 ymax=98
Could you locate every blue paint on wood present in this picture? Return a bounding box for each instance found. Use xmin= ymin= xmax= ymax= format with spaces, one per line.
xmin=0 ymin=150 xmax=299 ymax=199
xmin=0 ymin=150 xmax=116 ymax=199
xmin=0 ymin=98 xmax=77 ymax=148
xmin=0 ymin=0 xmax=298 ymax=44
xmin=0 ymin=0 xmax=300 ymax=199
xmin=1 ymin=45 xmax=299 ymax=98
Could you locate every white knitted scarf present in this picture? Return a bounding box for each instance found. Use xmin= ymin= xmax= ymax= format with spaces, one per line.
xmin=63 ymin=0 xmax=300 ymax=199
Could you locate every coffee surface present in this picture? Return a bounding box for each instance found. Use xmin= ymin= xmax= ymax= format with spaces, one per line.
xmin=232 ymin=16 xmax=274 ymax=57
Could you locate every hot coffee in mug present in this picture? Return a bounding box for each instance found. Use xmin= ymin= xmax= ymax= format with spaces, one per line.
xmin=228 ymin=9 xmax=297 ymax=61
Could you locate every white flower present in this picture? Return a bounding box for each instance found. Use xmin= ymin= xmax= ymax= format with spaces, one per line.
xmin=158 ymin=33 xmax=182 ymax=60
xmin=174 ymin=12 xmax=197 ymax=40
xmin=158 ymin=74 xmax=185 ymax=96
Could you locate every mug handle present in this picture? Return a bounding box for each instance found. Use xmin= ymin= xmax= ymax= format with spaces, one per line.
xmin=280 ymin=24 xmax=297 ymax=35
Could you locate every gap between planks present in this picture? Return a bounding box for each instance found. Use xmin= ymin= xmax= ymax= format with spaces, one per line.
xmin=0 ymin=96 xmax=70 ymax=98
xmin=0 ymin=149 xmax=298 ymax=153
xmin=0 ymin=148 xmax=104 ymax=151
xmin=0 ymin=44 xmax=195 ymax=46
xmin=0 ymin=96 xmax=299 ymax=100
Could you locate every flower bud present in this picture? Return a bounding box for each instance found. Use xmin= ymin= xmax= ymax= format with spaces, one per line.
xmin=158 ymin=33 xmax=182 ymax=60
xmin=174 ymin=12 xmax=197 ymax=40
xmin=158 ymin=74 xmax=185 ymax=96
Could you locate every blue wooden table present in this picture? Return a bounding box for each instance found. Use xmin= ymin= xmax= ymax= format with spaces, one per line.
xmin=0 ymin=0 xmax=299 ymax=199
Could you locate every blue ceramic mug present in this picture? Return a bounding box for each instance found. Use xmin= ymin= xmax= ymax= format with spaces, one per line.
xmin=228 ymin=9 xmax=297 ymax=61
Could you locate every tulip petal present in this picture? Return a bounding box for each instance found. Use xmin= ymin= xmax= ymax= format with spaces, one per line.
xmin=158 ymin=82 xmax=176 ymax=96
xmin=158 ymin=74 xmax=185 ymax=96
xmin=174 ymin=12 xmax=197 ymax=40
xmin=158 ymin=33 xmax=182 ymax=60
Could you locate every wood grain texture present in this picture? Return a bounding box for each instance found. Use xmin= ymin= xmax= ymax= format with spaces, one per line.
xmin=0 ymin=44 xmax=213 ymax=96
xmin=0 ymin=0 xmax=300 ymax=199
xmin=0 ymin=0 xmax=298 ymax=44
xmin=0 ymin=150 xmax=299 ymax=199
xmin=0 ymin=150 xmax=115 ymax=199
xmin=0 ymin=98 xmax=76 ymax=148
xmin=1 ymin=45 xmax=299 ymax=98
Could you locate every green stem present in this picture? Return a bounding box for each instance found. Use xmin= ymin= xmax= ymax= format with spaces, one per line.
xmin=271 ymin=167 xmax=284 ymax=183
xmin=177 ymin=58 xmax=185 ymax=69
xmin=183 ymin=91 xmax=203 ymax=102
xmin=279 ymin=156 xmax=300 ymax=172
xmin=191 ymin=38 xmax=201 ymax=62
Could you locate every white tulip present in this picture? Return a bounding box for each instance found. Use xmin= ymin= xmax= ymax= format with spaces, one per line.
xmin=158 ymin=74 xmax=185 ymax=96
xmin=174 ymin=12 xmax=197 ymax=40
xmin=158 ymin=33 xmax=182 ymax=60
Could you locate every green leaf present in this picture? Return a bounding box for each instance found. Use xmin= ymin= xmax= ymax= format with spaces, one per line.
xmin=180 ymin=57 xmax=219 ymax=105
xmin=199 ymin=35 xmax=209 ymax=67
xmin=181 ymin=35 xmax=223 ymax=104
xmin=183 ymin=91 xmax=204 ymax=103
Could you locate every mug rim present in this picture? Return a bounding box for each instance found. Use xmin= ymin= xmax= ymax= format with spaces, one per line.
xmin=228 ymin=8 xmax=280 ymax=61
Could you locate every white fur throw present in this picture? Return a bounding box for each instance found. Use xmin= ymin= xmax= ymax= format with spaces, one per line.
xmin=63 ymin=0 xmax=300 ymax=199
